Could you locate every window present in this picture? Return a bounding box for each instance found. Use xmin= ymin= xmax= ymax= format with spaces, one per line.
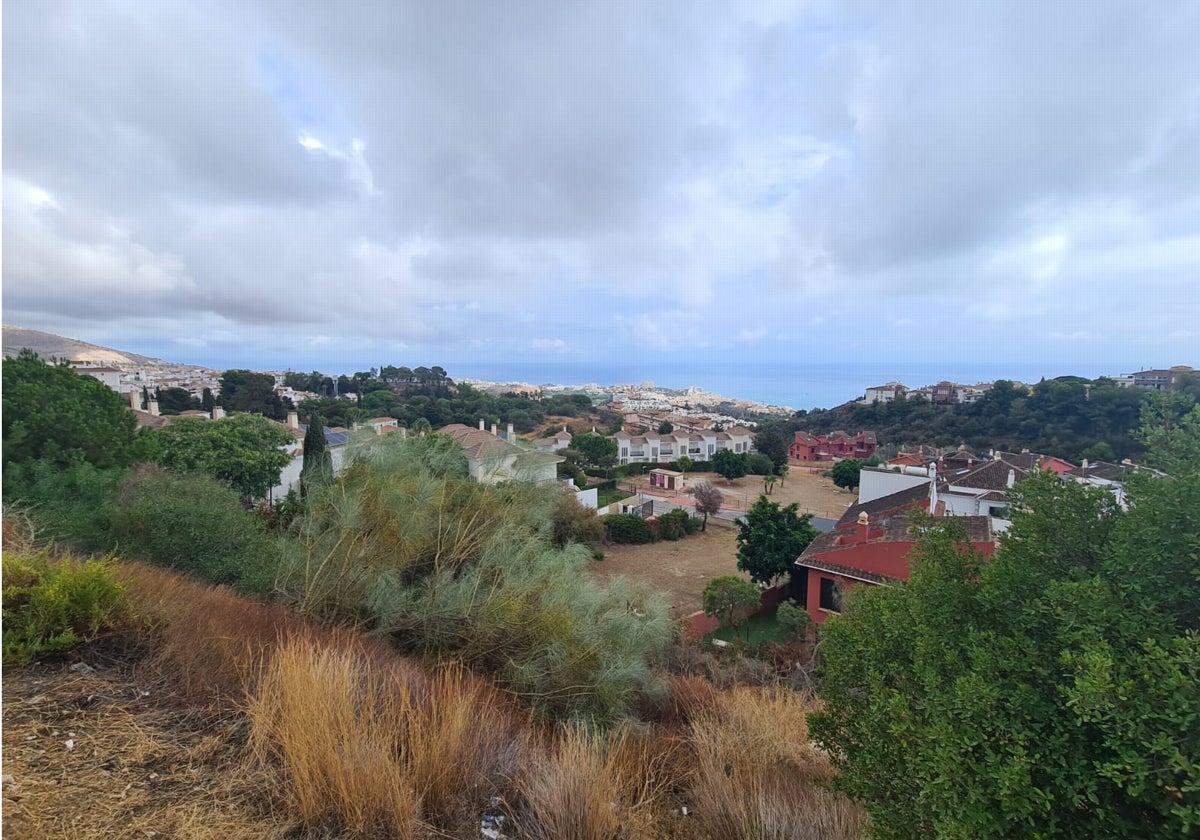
xmin=819 ymin=578 xmax=843 ymax=613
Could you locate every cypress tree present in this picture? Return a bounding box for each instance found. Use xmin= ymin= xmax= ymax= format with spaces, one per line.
xmin=300 ymin=414 xmax=333 ymax=496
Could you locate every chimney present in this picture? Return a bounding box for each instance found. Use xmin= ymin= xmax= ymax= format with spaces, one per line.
xmin=857 ymin=511 xmax=870 ymax=544
xmin=148 ymin=398 xmax=160 ymax=417
xmin=1006 ymin=469 xmax=1016 ymax=489
xmin=212 ymin=406 xmax=226 ymax=421
xmin=287 ymin=411 xmax=299 ymax=429
xmin=479 ymin=418 xmax=485 ymax=430
xmin=128 ymin=391 xmax=140 ymax=411
xmin=507 ymin=422 xmax=514 ymax=441
xmin=491 ymin=423 xmax=498 ymax=437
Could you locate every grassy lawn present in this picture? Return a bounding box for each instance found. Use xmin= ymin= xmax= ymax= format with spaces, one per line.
xmin=597 ymin=489 xmax=627 ymax=507
xmin=707 ymin=608 xmax=790 ymax=645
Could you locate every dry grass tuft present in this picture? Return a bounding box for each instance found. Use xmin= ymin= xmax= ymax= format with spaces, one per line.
xmin=520 ymin=723 xmax=684 ymax=840
xmin=116 ymin=562 xmax=295 ymax=706
xmin=246 ymin=637 xmax=526 ymax=837
xmin=247 ymin=636 xmax=422 ymax=837
xmin=687 ymin=686 xmax=868 ymax=840
xmin=405 ymin=664 xmax=528 ymax=825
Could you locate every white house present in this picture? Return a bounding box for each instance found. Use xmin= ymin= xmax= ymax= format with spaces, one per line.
xmin=438 ymin=423 xmax=564 ymax=485
xmin=614 ymin=426 xmax=754 ymax=465
xmin=862 ymin=382 xmax=908 ymax=404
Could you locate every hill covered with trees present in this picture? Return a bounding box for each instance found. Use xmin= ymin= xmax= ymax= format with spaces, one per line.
xmin=772 ymin=375 xmax=1200 ymax=463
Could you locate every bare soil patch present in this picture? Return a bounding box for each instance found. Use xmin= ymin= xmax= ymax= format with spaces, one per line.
xmin=1 ymin=660 xmax=280 ymax=840
xmin=591 ymin=522 xmax=746 ymax=619
xmin=591 ymin=467 xmax=854 ymax=618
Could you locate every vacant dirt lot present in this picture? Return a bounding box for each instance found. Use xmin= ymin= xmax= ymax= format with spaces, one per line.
xmin=590 ymin=464 xmax=855 ymax=618
xmin=624 ymin=464 xmax=855 ymax=521
xmin=590 ymin=520 xmax=744 ymax=619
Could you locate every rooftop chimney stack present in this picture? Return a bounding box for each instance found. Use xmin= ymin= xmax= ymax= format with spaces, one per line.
xmin=212 ymin=406 xmax=226 ymax=421
xmin=479 ymin=418 xmax=485 ymax=430
xmin=507 ymin=422 xmax=514 ymax=441
xmin=1006 ymin=469 xmax=1016 ymax=489
xmin=148 ymin=399 xmax=160 ymax=417
xmin=128 ymin=391 xmax=140 ymax=411
xmin=857 ymin=511 xmax=870 ymax=544
xmin=287 ymin=411 xmax=299 ymax=430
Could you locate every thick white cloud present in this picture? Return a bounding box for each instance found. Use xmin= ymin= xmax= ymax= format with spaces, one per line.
xmin=4 ymin=0 xmax=1197 ymax=374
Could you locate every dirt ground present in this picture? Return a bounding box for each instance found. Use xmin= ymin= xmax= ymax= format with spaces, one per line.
xmin=590 ymin=520 xmax=744 ymax=619
xmin=622 ymin=464 xmax=854 ymax=521
xmin=590 ymin=464 xmax=855 ymax=618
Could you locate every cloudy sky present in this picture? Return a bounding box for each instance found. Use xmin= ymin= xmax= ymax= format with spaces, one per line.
xmin=4 ymin=0 xmax=1198 ymax=387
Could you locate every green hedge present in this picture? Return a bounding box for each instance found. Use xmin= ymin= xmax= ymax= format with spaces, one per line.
xmin=604 ymin=513 xmax=655 ymax=544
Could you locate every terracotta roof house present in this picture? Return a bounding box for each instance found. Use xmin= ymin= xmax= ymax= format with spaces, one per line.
xmin=439 ymin=423 xmax=563 ymax=485
xmin=796 ymin=500 xmax=994 ymax=625
xmin=788 ymin=430 xmax=877 ymax=462
xmin=534 ymin=429 xmax=574 ymax=452
xmin=992 ymin=449 xmax=1077 ymax=476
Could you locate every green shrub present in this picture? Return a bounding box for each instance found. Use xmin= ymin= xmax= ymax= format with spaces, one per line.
xmin=369 ymin=538 xmax=671 ymax=720
xmin=776 ymin=600 xmax=813 ymax=640
xmin=2 ymin=551 xmax=127 ymax=664
xmin=604 ymin=513 xmax=655 ymax=544
xmin=3 ymin=459 xmax=126 ymax=549
xmin=746 ymin=452 xmax=775 ymax=476
xmin=109 ymin=466 xmax=282 ymax=592
xmin=552 ymin=491 xmax=605 ymax=548
xmin=658 ymin=508 xmax=692 ymax=541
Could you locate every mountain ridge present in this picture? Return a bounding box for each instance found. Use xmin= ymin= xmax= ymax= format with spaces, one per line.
xmin=2 ymin=325 xmax=169 ymax=369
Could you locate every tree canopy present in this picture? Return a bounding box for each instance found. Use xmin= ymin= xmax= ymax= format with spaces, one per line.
xmin=735 ymin=496 xmax=820 ymax=586
xmin=791 ymin=375 xmax=1152 ymax=463
xmin=153 ymin=413 xmax=294 ymax=499
xmin=830 ymin=458 xmax=862 ymax=490
xmin=2 ymin=350 xmax=141 ymax=471
xmin=702 ymin=575 xmax=760 ymax=631
xmin=572 ymin=433 xmax=618 ymax=471
xmin=752 ymin=426 xmax=790 ymax=472
xmin=691 ymin=480 xmax=724 ymax=531
xmin=219 ymin=369 xmax=289 ymax=420
xmin=710 ymin=448 xmax=748 ymax=483
xmin=809 ymin=393 xmax=1200 ymax=837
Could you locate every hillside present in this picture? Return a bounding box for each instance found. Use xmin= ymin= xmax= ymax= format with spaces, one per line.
xmin=2 ymin=325 xmax=165 ymax=368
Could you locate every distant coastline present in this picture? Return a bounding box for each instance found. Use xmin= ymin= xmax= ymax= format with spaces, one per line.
xmin=3 ymin=325 xmax=1157 ymax=413
xmin=447 ymin=360 xmax=1124 ymax=413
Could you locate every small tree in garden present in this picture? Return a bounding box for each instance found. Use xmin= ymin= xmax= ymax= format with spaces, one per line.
xmin=776 ymin=600 xmax=813 ymax=641
xmin=692 ymin=480 xmax=724 ymax=531
xmin=675 ymin=455 xmax=693 ymax=475
xmin=703 ymin=576 xmax=761 ymax=635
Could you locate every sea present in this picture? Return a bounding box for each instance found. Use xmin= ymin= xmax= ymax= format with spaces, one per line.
xmin=446 ymin=361 xmax=1100 ymax=412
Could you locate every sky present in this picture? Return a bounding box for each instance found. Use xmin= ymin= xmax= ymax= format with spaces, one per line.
xmin=4 ymin=0 xmax=1198 ymax=390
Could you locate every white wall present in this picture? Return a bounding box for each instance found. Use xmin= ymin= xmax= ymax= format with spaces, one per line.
xmin=858 ymin=468 xmax=931 ymax=504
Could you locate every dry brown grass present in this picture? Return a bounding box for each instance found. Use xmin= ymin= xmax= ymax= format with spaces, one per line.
xmin=246 ymin=637 xmax=527 ymax=838
xmin=687 ymin=686 xmax=869 ymax=839
xmin=520 ymin=723 xmax=685 ymax=840
xmin=247 ymin=636 xmax=422 ymax=837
